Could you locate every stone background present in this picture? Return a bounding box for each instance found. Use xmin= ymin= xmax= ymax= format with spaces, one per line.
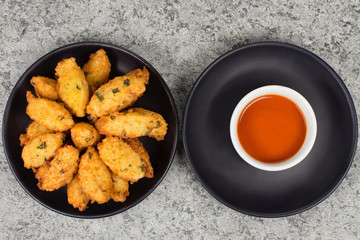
xmin=0 ymin=0 xmax=359 ymax=239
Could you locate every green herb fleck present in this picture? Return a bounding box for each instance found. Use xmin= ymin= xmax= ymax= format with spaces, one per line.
xmin=60 ymin=168 xmax=65 ymax=174
xmin=44 ymin=158 xmax=47 ymax=162
xmin=95 ymin=92 xmax=104 ymax=101
xmin=31 ymin=81 xmax=35 ymax=86
xmin=55 ymin=75 xmax=59 ymax=80
xmin=112 ymin=88 xmax=119 ymax=94
xmin=76 ymin=85 xmax=81 ymax=90
xmin=37 ymin=142 xmax=47 ymax=149
xmin=85 ymin=137 xmax=90 ymax=142
xmin=60 ymin=116 xmax=64 ymax=120
xmin=87 ymin=114 xmax=94 ymax=122
xmin=128 ymin=164 xmax=132 ymax=167
xmin=88 ymin=152 xmax=93 ymax=159
xmin=110 ymin=115 xmax=116 ymax=120
xmin=120 ymin=168 xmax=128 ymax=172
xmin=140 ymin=164 xmax=146 ymax=172
xmin=124 ymin=79 xmax=130 ymax=86
xmin=121 ymin=132 xmax=126 ymax=138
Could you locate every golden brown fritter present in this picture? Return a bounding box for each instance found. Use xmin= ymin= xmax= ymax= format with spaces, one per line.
xmin=26 ymin=91 xmax=74 ymax=132
xmin=20 ymin=55 xmax=163 ymax=211
xmin=30 ymin=76 xmax=59 ymax=101
xmin=70 ymin=122 xmax=100 ymax=150
xmin=78 ymin=147 xmax=112 ymax=204
xmin=55 ymin=58 xmax=90 ymax=117
xmin=67 ymin=174 xmax=89 ymax=211
xmin=35 ymin=145 xmax=80 ymax=191
xmin=125 ymin=138 xmax=153 ymax=178
xmin=21 ymin=132 xmax=65 ymax=169
xmin=86 ymin=67 xmax=149 ymax=118
xmin=111 ymin=172 xmax=129 ymax=202
xmin=82 ymin=49 xmax=111 ymax=95
xmin=95 ymin=108 xmax=168 ymax=141
xmin=97 ymin=136 xmax=145 ymax=183
xmin=19 ymin=121 xmax=55 ymax=146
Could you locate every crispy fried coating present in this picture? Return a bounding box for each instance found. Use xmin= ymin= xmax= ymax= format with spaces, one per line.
xmin=30 ymin=76 xmax=59 ymax=101
xmin=67 ymin=174 xmax=89 ymax=211
xmin=86 ymin=67 xmax=149 ymax=118
xmin=21 ymin=132 xmax=65 ymax=169
xmin=26 ymin=91 xmax=74 ymax=131
xmin=95 ymin=108 xmax=168 ymax=141
xmin=111 ymin=172 xmax=129 ymax=202
xmin=55 ymin=58 xmax=90 ymax=117
xmin=70 ymin=122 xmax=100 ymax=150
xmin=97 ymin=136 xmax=145 ymax=183
xmin=78 ymin=147 xmax=113 ymax=204
xmin=125 ymin=138 xmax=153 ymax=178
xmin=19 ymin=121 xmax=55 ymax=146
xmin=82 ymin=49 xmax=111 ymax=95
xmin=35 ymin=145 xmax=80 ymax=191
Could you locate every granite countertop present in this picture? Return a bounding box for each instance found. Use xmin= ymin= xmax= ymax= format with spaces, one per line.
xmin=0 ymin=0 xmax=359 ymax=239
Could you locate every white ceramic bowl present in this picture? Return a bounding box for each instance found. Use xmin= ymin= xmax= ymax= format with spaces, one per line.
xmin=230 ymin=85 xmax=317 ymax=171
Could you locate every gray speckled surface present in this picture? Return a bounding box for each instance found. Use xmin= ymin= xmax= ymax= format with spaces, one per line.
xmin=0 ymin=0 xmax=359 ymax=239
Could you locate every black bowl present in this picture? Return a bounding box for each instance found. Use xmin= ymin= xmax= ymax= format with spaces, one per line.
xmin=183 ymin=42 xmax=357 ymax=217
xmin=3 ymin=42 xmax=178 ymax=218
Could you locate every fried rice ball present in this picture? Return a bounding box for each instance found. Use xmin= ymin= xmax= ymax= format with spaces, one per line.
xmin=86 ymin=67 xmax=149 ymax=118
xmin=30 ymin=76 xmax=59 ymax=101
xmin=19 ymin=121 xmax=55 ymax=146
xmin=125 ymin=138 xmax=153 ymax=178
xmin=21 ymin=132 xmax=65 ymax=169
xmin=78 ymin=147 xmax=113 ymax=204
xmin=97 ymin=136 xmax=145 ymax=183
xmin=111 ymin=172 xmax=129 ymax=202
xmin=35 ymin=145 xmax=80 ymax=191
xmin=26 ymin=91 xmax=74 ymax=132
xmin=67 ymin=174 xmax=89 ymax=211
xmin=82 ymin=49 xmax=111 ymax=95
xmin=70 ymin=122 xmax=100 ymax=150
xmin=95 ymin=108 xmax=168 ymax=141
xmin=55 ymin=57 xmax=90 ymax=117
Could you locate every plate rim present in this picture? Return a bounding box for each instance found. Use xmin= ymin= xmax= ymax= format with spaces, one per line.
xmin=2 ymin=41 xmax=179 ymax=219
xmin=182 ymin=41 xmax=358 ymax=218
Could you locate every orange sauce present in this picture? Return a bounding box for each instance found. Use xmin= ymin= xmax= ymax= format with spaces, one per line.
xmin=237 ymin=95 xmax=307 ymax=163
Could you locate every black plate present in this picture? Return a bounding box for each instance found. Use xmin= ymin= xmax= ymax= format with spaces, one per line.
xmin=183 ymin=42 xmax=357 ymax=217
xmin=3 ymin=42 xmax=178 ymax=218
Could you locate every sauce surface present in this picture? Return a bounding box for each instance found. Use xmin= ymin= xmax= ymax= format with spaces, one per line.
xmin=237 ymin=94 xmax=306 ymax=163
